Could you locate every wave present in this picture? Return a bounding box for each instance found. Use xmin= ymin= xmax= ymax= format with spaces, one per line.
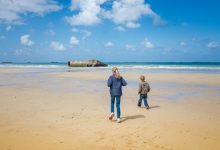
xmin=108 ymin=65 xmax=220 ymax=70
xmin=1 ymin=64 xmax=220 ymax=70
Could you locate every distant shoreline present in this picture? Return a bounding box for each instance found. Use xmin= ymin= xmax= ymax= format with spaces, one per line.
xmin=2 ymin=61 xmax=220 ymax=64
xmin=1 ymin=62 xmax=220 ymax=74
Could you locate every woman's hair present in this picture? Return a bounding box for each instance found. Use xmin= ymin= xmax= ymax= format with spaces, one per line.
xmin=140 ymin=75 xmax=145 ymax=81
xmin=112 ymin=67 xmax=121 ymax=79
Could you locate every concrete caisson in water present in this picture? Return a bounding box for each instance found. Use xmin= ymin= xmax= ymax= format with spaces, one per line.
xmin=68 ymin=60 xmax=108 ymax=67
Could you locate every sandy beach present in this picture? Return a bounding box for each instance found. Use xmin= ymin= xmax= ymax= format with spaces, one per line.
xmin=0 ymin=68 xmax=220 ymax=150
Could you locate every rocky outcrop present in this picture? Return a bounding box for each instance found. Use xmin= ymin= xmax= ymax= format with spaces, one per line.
xmin=68 ymin=60 xmax=108 ymax=67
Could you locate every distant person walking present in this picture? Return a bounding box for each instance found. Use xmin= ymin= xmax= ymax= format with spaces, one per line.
xmin=107 ymin=67 xmax=127 ymax=123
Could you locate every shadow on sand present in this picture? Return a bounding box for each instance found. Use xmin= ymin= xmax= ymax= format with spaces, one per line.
xmin=140 ymin=105 xmax=160 ymax=109
xmin=150 ymin=105 xmax=160 ymax=109
xmin=121 ymin=115 xmax=145 ymax=123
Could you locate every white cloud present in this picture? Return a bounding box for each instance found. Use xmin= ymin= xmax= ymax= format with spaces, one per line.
xmin=65 ymin=0 xmax=106 ymax=26
xmin=81 ymin=30 xmax=91 ymax=40
xmin=65 ymin=0 xmax=165 ymax=27
xmin=14 ymin=49 xmax=25 ymax=55
xmin=70 ymin=36 xmax=79 ymax=45
xmin=44 ymin=29 xmax=55 ymax=36
xmin=6 ymin=25 xmax=11 ymax=31
xmin=153 ymin=15 xmax=166 ymax=26
xmin=126 ymin=22 xmax=140 ymax=28
xmin=141 ymin=38 xmax=154 ymax=49
xmin=71 ymin=28 xmax=79 ymax=32
xmin=14 ymin=49 xmax=23 ymax=55
xmin=114 ymin=26 xmax=126 ymax=32
xmin=103 ymin=0 xmax=165 ymax=27
xmin=14 ymin=48 xmax=31 ymax=56
xmin=207 ymin=41 xmax=219 ymax=48
xmin=105 ymin=41 xmax=114 ymax=47
xmin=0 ymin=0 xmax=62 ymax=24
xmin=180 ymin=41 xmax=186 ymax=46
xmin=20 ymin=34 xmax=35 ymax=46
xmin=125 ymin=44 xmax=135 ymax=50
xmin=50 ymin=41 xmax=66 ymax=51
xmin=44 ymin=23 xmax=55 ymax=36
xmin=71 ymin=28 xmax=91 ymax=40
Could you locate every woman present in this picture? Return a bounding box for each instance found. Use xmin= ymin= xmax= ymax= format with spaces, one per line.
xmin=107 ymin=67 xmax=127 ymax=123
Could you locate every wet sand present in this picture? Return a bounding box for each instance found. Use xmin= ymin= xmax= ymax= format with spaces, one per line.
xmin=0 ymin=68 xmax=220 ymax=150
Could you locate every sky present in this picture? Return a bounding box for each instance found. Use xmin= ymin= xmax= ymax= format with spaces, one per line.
xmin=0 ymin=0 xmax=220 ymax=62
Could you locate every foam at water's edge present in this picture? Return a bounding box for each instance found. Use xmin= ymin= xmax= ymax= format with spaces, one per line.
xmin=111 ymin=65 xmax=220 ymax=70
xmin=1 ymin=63 xmax=220 ymax=73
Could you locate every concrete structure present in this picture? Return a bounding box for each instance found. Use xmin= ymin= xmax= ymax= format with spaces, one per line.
xmin=68 ymin=60 xmax=108 ymax=67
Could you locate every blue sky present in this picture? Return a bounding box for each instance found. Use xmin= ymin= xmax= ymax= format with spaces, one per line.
xmin=0 ymin=0 xmax=219 ymax=62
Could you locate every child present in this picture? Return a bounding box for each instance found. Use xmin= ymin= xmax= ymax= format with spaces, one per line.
xmin=107 ymin=67 xmax=127 ymax=123
xmin=138 ymin=75 xmax=151 ymax=109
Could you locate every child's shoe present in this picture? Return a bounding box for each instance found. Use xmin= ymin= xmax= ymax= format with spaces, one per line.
xmin=146 ymin=106 xmax=150 ymax=109
xmin=117 ymin=118 xmax=121 ymax=123
xmin=109 ymin=113 xmax=114 ymax=120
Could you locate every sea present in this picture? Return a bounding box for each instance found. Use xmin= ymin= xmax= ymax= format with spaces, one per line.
xmin=1 ymin=62 xmax=220 ymax=73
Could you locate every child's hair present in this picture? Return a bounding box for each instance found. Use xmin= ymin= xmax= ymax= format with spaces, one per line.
xmin=112 ymin=67 xmax=121 ymax=79
xmin=140 ymin=75 xmax=145 ymax=81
